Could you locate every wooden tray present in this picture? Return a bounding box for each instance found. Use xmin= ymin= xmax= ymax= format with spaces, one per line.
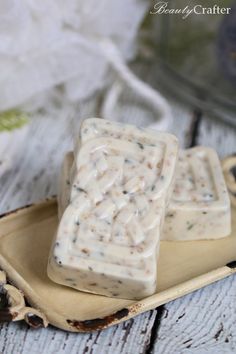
xmin=0 ymin=198 xmax=235 ymax=332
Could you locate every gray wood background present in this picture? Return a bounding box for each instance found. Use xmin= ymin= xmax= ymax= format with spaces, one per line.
xmin=0 ymin=65 xmax=235 ymax=354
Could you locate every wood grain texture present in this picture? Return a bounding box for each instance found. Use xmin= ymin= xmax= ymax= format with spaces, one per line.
xmin=153 ymin=115 xmax=236 ymax=354
xmin=0 ymin=311 xmax=157 ymax=354
xmin=153 ymin=276 xmax=236 ymax=354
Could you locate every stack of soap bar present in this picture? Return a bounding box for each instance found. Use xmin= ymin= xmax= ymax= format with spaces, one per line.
xmin=163 ymin=147 xmax=231 ymax=240
xmin=48 ymin=119 xmax=179 ymax=299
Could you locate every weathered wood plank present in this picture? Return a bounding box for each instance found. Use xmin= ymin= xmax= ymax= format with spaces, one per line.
xmin=154 ymin=276 xmax=236 ymax=353
xmin=0 ymin=311 xmax=157 ymax=354
xmin=0 ymin=98 xmax=98 ymax=214
xmin=153 ymin=115 xmax=236 ymax=353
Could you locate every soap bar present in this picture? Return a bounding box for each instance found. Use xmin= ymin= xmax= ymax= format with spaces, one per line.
xmin=163 ymin=147 xmax=231 ymax=241
xmin=57 ymin=152 xmax=74 ymax=220
xmin=57 ymin=151 xmax=74 ymax=219
xmin=48 ymin=119 xmax=178 ymax=299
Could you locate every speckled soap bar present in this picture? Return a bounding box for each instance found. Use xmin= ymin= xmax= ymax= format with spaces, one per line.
xmin=163 ymin=147 xmax=231 ymax=241
xmin=48 ymin=119 xmax=178 ymax=300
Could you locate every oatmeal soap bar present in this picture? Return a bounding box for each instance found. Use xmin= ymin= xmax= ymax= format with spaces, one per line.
xmin=163 ymin=147 xmax=231 ymax=241
xmin=48 ymin=119 xmax=178 ymax=299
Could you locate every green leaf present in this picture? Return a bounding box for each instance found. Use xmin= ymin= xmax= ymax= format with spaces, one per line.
xmin=0 ymin=110 xmax=29 ymax=132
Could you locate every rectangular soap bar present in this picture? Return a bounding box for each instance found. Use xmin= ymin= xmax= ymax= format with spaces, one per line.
xmin=48 ymin=119 xmax=178 ymax=299
xmin=163 ymin=147 xmax=231 ymax=241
